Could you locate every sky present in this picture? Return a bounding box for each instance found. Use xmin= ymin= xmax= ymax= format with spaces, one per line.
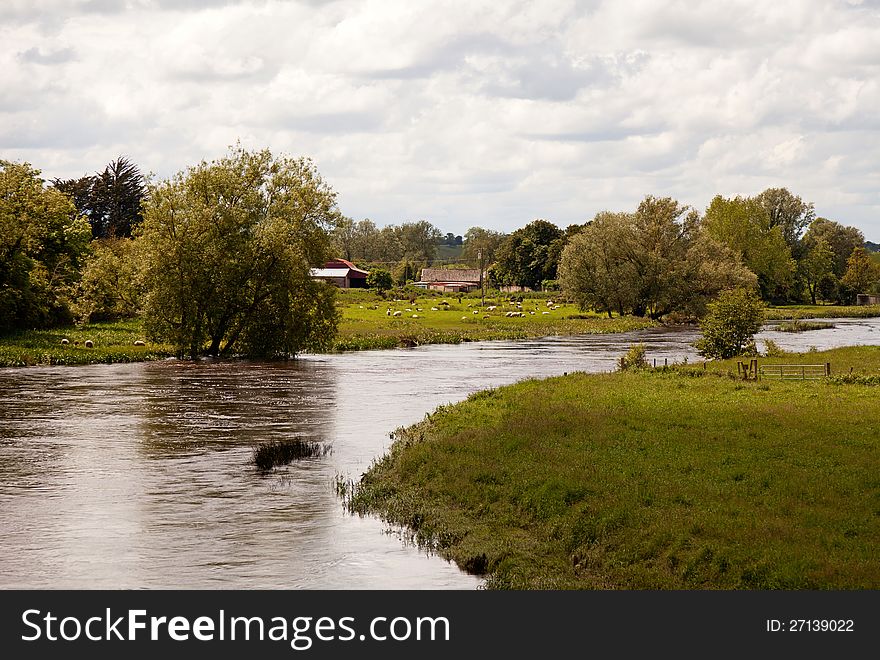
xmin=2 ymin=0 xmax=879 ymax=239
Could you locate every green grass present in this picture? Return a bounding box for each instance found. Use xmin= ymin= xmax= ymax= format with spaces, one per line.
xmin=346 ymin=346 xmax=880 ymax=589
xmin=765 ymin=304 xmax=880 ymax=319
xmin=333 ymin=295 xmax=655 ymax=350
xmin=0 ymin=319 xmax=174 ymax=367
xmin=775 ymin=320 xmax=836 ymax=332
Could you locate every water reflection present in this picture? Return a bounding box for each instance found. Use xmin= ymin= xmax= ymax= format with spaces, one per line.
xmin=0 ymin=317 xmax=877 ymax=588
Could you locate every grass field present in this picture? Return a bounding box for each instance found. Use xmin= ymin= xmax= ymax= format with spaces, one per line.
xmin=345 ymin=346 xmax=880 ymax=589
xmin=764 ymin=304 xmax=880 ymax=319
xmin=0 ymin=320 xmax=174 ymax=367
xmin=333 ymin=295 xmax=655 ymax=350
xmin=2 ymin=296 xmax=878 ymax=366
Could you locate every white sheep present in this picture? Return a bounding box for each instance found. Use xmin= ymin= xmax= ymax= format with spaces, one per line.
xmin=412 ymin=314 xmax=419 ymax=318
xmin=60 ymin=338 xmax=69 ymax=346
xmin=473 ymin=310 xmax=479 ymax=314
xmin=431 ymin=307 xmax=439 ymax=311
xmin=84 ymin=340 xmax=94 ymax=348
xmin=133 ymin=340 xmax=146 ymax=346
xmin=393 ymin=311 xmax=402 ymax=317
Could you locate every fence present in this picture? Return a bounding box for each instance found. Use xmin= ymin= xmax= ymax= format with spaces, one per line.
xmin=736 ymin=360 xmax=831 ymax=380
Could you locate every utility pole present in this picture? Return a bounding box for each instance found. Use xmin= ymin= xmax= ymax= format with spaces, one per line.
xmin=478 ymin=248 xmax=485 ymax=307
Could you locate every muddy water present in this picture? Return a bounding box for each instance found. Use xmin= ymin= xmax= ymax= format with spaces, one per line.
xmin=1 ymin=319 xmax=877 ymax=588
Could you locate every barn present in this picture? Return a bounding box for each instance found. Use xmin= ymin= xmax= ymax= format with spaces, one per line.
xmin=310 ymin=259 xmax=369 ymax=288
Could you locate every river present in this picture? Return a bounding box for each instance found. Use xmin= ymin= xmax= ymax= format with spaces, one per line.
xmin=1 ymin=318 xmax=877 ymax=588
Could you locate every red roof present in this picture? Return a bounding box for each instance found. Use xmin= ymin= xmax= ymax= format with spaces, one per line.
xmin=325 ymin=259 xmax=368 ymax=277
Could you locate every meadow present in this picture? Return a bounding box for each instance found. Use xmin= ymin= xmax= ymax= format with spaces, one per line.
xmin=345 ymin=345 xmax=880 ymax=589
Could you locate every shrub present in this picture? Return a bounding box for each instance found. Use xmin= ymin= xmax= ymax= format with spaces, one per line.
xmin=694 ymin=288 xmax=765 ymax=360
xmin=762 ymin=339 xmax=787 ymax=357
xmin=618 ymin=343 xmax=648 ymax=371
xmin=366 ymin=268 xmax=393 ymax=293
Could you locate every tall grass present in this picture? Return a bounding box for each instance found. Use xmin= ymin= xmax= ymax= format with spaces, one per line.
xmin=347 ymin=346 xmax=880 ymax=589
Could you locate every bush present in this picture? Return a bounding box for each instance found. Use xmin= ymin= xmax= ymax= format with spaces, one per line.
xmin=762 ymin=339 xmax=787 ymax=357
xmin=694 ymin=288 xmax=765 ymax=360
xmin=618 ymin=343 xmax=648 ymax=371
xmin=366 ymin=268 xmax=393 ymax=293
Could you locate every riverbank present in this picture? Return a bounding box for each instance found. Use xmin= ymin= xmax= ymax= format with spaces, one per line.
xmin=3 ymin=299 xmax=879 ymax=367
xmin=0 ymin=297 xmax=655 ymax=366
xmin=345 ymin=346 xmax=880 ymax=589
xmin=764 ymin=304 xmax=880 ymax=319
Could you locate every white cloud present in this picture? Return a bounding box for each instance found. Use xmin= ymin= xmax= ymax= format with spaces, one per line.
xmin=0 ymin=0 xmax=878 ymax=238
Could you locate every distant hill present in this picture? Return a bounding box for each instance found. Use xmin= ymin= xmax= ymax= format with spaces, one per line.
xmin=435 ymin=244 xmax=464 ymax=262
xmin=865 ymin=241 xmax=880 ymax=252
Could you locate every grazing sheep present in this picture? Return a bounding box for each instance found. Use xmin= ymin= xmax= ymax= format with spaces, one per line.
xmin=392 ymin=311 xmax=402 ymax=317
xmin=405 ymin=308 xmax=412 ymax=312
xmin=387 ymin=309 xmax=391 ymax=316
xmin=473 ymin=310 xmax=479 ymax=314
xmin=416 ymin=308 xmax=423 ymax=312
xmin=431 ymin=307 xmax=439 ymax=311
xmin=546 ymin=300 xmax=554 ymax=307
xmin=487 ymin=306 xmax=497 ymax=311
xmin=60 ymin=338 xmax=69 ymax=346
xmin=133 ymin=340 xmax=145 ymax=346
xmin=412 ymin=314 xmax=419 ymax=318
xmin=530 ymin=311 xmax=535 ymax=315
xmin=483 ymin=314 xmax=490 ymax=319
xmin=461 ymin=316 xmax=468 ymax=321
xmin=542 ymin=311 xmax=550 ymax=315
xmin=84 ymin=340 xmax=94 ymax=348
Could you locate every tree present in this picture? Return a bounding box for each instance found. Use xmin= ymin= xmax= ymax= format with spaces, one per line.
xmin=139 ymin=146 xmax=340 ymax=358
xmin=559 ymin=197 xmax=756 ymax=319
xmin=494 ymin=219 xmax=562 ymax=289
xmin=366 ymin=267 xmax=393 ymax=292
xmin=558 ymin=212 xmax=636 ymax=317
xmin=395 ymin=220 xmax=442 ymax=263
xmin=802 ymin=218 xmax=864 ymax=279
xmin=71 ymin=238 xmax=142 ymax=323
xmin=799 ymin=237 xmax=835 ymax=305
xmin=702 ymin=194 xmax=795 ymax=301
xmin=461 ymin=227 xmax=506 ymax=268
xmin=694 ymin=288 xmax=765 ymax=360
xmin=840 ymin=247 xmax=880 ymax=303
xmin=53 ymin=156 xmax=146 ymax=239
xmin=1 ymin=160 xmax=91 ymax=332
xmin=755 ymin=187 xmax=815 ymax=251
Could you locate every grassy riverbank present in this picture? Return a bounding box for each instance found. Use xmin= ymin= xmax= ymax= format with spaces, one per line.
xmin=333 ymin=296 xmax=654 ymax=350
xmin=346 ymin=346 xmax=880 ymax=589
xmin=764 ymin=304 xmax=880 ymax=319
xmin=0 ymin=320 xmax=174 ymax=367
xmin=3 ymin=297 xmax=878 ymax=366
xmin=0 ymin=295 xmax=655 ymax=366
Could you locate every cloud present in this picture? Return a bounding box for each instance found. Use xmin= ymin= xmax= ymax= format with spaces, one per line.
xmin=0 ymin=0 xmax=879 ymax=239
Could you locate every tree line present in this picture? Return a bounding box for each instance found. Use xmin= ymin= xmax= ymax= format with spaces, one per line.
xmin=2 ymin=146 xmax=878 ymax=358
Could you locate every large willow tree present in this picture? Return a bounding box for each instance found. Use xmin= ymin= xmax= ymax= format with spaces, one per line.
xmin=140 ymin=146 xmax=340 ymax=358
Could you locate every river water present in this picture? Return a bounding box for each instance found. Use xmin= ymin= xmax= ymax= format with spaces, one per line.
xmin=1 ymin=318 xmax=877 ymax=588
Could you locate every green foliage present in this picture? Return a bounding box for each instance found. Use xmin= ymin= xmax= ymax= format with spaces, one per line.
xmin=617 ymin=343 xmax=648 ymax=371
xmin=366 ymin=267 xmax=393 ymax=292
xmin=461 ymin=227 xmax=506 ymax=268
xmin=695 ymin=288 xmax=766 ymax=359
xmin=761 ymin=339 xmax=787 ymax=357
xmin=803 ymin=218 xmax=864 ymax=279
xmin=560 ymin=197 xmax=757 ymax=320
xmin=702 ymin=194 xmax=795 ymax=301
xmin=776 ymin=320 xmax=834 ymax=333
xmin=799 ymin=237 xmax=835 ymax=304
xmin=755 ymin=187 xmax=815 ymax=250
xmin=840 ymin=247 xmax=880 ymax=302
xmin=53 ymin=156 xmax=145 ymax=238
xmin=1 ymin=160 xmax=91 ymax=332
xmin=493 ymin=219 xmax=562 ymax=290
xmin=139 ymin=145 xmax=340 ymax=358
xmin=71 ymin=238 xmax=142 ymax=323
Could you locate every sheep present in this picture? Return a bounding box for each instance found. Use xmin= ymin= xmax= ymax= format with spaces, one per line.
xmin=483 ymin=314 xmax=491 ymax=319
xmin=387 ymin=309 xmax=392 ymax=316
xmin=60 ymin=338 xmax=69 ymax=346
xmin=431 ymin=307 xmax=439 ymax=311
xmin=542 ymin=311 xmax=550 ymax=315
xmin=392 ymin=311 xmax=402 ymax=317
xmin=461 ymin=316 xmax=468 ymax=321
xmin=487 ymin=306 xmax=497 ymax=311
xmin=412 ymin=314 xmax=419 ymax=318
xmin=84 ymin=340 xmax=94 ymax=348
xmin=473 ymin=310 xmax=479 ymax=315
xmin=405 ymin=308 xmax=412 ymax=312
xmin=133 ymin=340 xmax=146 ymax=346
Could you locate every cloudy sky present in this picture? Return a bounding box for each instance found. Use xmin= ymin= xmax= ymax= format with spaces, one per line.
xmin=2 ymin=0 xmax=879 ymax=238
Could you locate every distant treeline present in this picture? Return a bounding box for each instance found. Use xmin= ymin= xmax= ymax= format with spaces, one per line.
xmin=2 ymin=149 xmax=879 ymax=356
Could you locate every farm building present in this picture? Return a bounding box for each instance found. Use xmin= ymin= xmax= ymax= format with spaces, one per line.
xmin=310 ymin=259 xmax=369 ymax=288
xmin=416 ymin=268 xmax=484 ymax=293
xmin=856 ymin=294 xmax=880 ymax=305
